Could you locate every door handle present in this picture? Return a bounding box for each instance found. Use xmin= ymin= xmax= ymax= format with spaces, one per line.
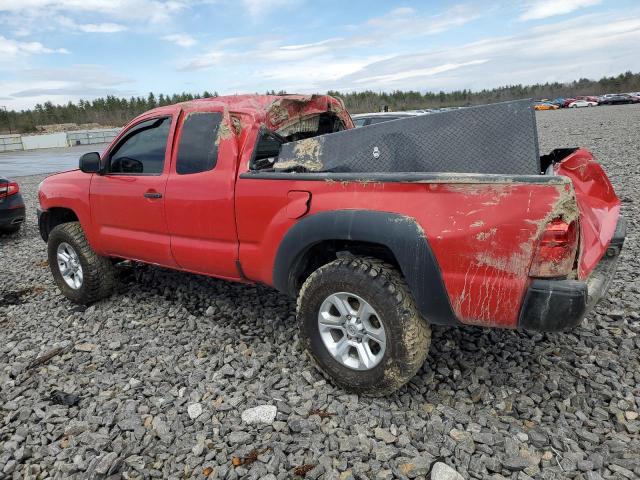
xmin=143 ymin=191 xmax=163 ymax=199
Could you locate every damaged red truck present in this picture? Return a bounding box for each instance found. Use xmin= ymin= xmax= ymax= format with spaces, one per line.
xmin=37 ymin=95 xmax=625 ymax=395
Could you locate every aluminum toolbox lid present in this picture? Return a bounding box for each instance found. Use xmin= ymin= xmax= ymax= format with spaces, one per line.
xmin=274 ymin=99 xmax=541 ymax=175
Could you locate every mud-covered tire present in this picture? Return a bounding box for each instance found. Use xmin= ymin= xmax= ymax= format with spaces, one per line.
xmin=47 ymin=221 xmax=115 ymax=304
xmin=297 ymin=256 xmax=431 ymax=396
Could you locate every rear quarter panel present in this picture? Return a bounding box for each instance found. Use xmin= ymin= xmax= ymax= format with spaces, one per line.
xmin=235 ymin=176 xmax=571 ymax=328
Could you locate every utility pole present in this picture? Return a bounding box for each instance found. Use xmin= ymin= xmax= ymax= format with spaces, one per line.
xmin=1 ymin=106 xmax=11 ymax=134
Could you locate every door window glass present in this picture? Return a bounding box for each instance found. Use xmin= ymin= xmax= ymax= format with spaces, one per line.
xmin=176 ymin=112 xmax=223 ymax=174
xmin=109 ymin=117 xmax=171 ymax=174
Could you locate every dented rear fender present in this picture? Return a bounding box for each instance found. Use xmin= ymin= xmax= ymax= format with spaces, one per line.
xmin=554 ymin=148 xmax=621 ymax=279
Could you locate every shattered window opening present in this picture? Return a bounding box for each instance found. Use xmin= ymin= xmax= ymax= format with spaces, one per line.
xmin=251 ymin=112 xmax=348 ymax=172
xmin=177 ymin=112 xmax=222 ymax=175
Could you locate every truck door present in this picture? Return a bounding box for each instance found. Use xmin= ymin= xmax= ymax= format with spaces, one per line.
xmin=164 ymin=106 xmax=240 ymax=279
xmin=90 ymin=113 xmax=177 ymax=266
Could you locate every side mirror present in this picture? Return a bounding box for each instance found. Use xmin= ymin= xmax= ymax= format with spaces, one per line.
xmin=79 ymin=152 xmax=101 ymax=173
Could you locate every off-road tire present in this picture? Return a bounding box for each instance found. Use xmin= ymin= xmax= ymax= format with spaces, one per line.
xmin=297 ymin=256 xmax=431 ymax=396
xmin=48 ymin=221 xmax=115 ymax=304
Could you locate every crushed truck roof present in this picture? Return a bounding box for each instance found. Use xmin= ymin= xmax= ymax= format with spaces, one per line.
xmin=144 ymin=94 xmax=354 ymax=134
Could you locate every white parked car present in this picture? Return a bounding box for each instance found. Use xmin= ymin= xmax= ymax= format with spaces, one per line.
xmin=568 ymin=99 xmax=598 ymax=108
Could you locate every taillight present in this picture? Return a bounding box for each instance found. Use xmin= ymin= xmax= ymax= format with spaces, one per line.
xmin=529 ymin=218 xmax=578 ymax=278
xmin=0 ymin=182 xmax=19 ymax=199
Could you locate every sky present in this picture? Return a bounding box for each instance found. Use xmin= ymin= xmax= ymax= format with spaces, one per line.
xmin=0 ymin=0 xmax=639 ymax=110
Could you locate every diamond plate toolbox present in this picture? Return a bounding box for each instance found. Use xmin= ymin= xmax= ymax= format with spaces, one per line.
xmin=274 ymin=99 xmax=541 ymax=175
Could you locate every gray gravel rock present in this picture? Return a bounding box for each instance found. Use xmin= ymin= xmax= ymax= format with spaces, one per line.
xmin=374 ymin=427 xmax=396 ymax=444
xmin=94 ymin=452 xmax=118 ymax=475
xmin=431 ymin=461 xmax=465 ymax=480
xmin=1 ymin=105 xmax=640 ymax=479
xmin=241 ymin=405 xmax=277 ymax=425
xmin=187 ymin=402 xmax=203 ymax=419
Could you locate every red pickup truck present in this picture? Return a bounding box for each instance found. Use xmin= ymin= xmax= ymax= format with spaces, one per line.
xmin=37 ymin=94 xmax=625 ymax=395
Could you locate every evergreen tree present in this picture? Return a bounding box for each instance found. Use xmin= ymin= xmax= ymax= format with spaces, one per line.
xmin=2 ymin=71 xmax=640 ymax=134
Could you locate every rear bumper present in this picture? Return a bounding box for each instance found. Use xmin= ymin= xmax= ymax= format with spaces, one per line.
xmin=518 ymin=216 xmax=626 ymax=332
xmin=0 ymin=194 xmax=26 ymax=227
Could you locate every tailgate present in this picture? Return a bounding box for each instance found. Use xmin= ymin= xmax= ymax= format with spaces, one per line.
xmin=553 ymin=148 xmax=621 ymax=279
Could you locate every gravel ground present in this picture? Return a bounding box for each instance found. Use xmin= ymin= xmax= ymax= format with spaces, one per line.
xmin=1 ymin=105 xmax=639 ymax=480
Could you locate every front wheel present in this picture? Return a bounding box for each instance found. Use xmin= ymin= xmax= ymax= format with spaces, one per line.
xmin=48 ymin=222 xmax=116 ymax=304
xmin=297 ymin=257 xmax=431 ymax=396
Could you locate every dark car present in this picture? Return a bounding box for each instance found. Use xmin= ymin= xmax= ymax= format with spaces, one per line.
xmin=600 ymin=94 xmax=638 ymax=105
xmin=0 ymin=177 xmax=25 ymax=234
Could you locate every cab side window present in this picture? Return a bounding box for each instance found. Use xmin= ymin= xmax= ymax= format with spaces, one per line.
xmin=109 ymin=117 xmax=171 ymax=175
xmin=176 ymin=112 xmax=223 ymax=175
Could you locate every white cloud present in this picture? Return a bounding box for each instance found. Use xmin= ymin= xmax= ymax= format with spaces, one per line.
xmin=366 ymin=3 xmax=483 ymax=36
xmin=335 ymin=12 xmax=640 ymax=92
xmin=55 ymin=16 xmax=127 ymax=33
xmin=241 ymin=0 xmax=299 ymax=17
xmin=163 ymin=33 xmax=197 ymax=47
xmin=280 ymin=38 xmax=341 ymax=51
xmin=0 ymin=35 xmax=68 ymax=59
xmin=181 ymin=4 xmax=482 ymax=72
xmin=257 ymin=56 xmax=385 ymax=84
xmin=78 ymin=22 xmax=127 ymax=33
xmin=0 ymin=0 xmax=187 ymax=23
xmin=352 ymin=60 xmax=490 ymax=85
xmin=519 ymin=0 xmax=601 ymax=21
xmin=0 ymin=64 xmax=135 ymax=109
xmin=21 ymin=64 xmax=131 ymax=86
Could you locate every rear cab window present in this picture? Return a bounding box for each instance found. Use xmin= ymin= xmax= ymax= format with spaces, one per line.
xmin=176 ymin=112 xmax=223 ymax=174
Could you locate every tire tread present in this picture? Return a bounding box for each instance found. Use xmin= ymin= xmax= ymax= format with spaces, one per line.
xmin=48 ymin=222 xmax=115 ymax=304
xmin=297 ymin=256 xmax=431 ymax=396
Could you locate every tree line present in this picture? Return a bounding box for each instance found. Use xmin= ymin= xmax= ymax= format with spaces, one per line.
xmin=2 ymin=71 xmax=640 ymax=134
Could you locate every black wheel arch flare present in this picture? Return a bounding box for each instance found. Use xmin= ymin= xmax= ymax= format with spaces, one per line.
xmin=272 ymin=209 xmax=459 ymax=326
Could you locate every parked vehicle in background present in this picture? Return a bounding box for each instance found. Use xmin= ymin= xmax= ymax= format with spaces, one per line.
xmin=568 ymin=99 xmax=598 ymax=108
xmin=576 ymin=96 xmax=600 ymax=103
xmin=598 ymin=94 xmax=617 ymax=102
xmin=0 ymin=177 xmax=25 ymax=234
xmin=36 ymin=95 xmax=625 ymax=395
xmin=351 ymin=111 xmax=420 ymax=127
xmin=599 ymin=94 xmax=638 ymax=105
xmin=534 ymin=102 xmax=559 ymax=110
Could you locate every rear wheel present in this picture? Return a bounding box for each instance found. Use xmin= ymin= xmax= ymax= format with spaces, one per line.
xmin=48 ymin=222 xmax=115 ymax=304
xmin=297 ymin=257 xmax=431 ymax=396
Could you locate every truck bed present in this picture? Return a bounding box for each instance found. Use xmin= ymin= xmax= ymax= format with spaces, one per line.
xmin=271 ymin=99 xmax=541 ymax=175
